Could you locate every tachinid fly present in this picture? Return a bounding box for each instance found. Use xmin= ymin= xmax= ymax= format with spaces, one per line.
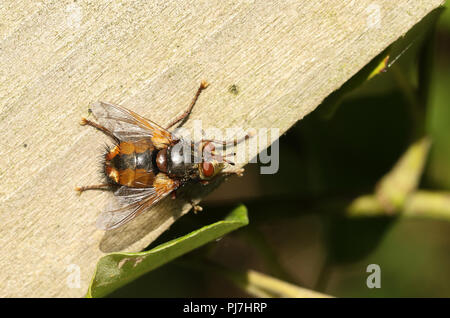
xmin=76 ymin=81 xmax=252 ymax=230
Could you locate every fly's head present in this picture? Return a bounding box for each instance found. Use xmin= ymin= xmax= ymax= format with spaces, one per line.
xmin=197 ymin=141 xmax=226 ymax=181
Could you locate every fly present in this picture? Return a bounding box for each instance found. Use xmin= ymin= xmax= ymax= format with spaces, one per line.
xmin=76 ymin=81 xmax=252 ymax=230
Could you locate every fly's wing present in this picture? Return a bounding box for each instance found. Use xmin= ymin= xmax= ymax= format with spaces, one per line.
xmin=90 ymin=101 xmax=174 ymax=148
xmin=96 ymin=173 xmax=180 ymax=230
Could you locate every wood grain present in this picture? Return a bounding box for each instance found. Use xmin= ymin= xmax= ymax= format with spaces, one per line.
xmin=0 ymin=0 xmax=442 ymax=297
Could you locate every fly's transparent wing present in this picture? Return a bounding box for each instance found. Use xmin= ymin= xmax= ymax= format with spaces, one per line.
xmin=90 ymin=101 xmax=174 ymax=147
xmin=96 ymin=187 xmax=169 ymax=231
xmin=96 ymin=173 xmax=180 ymax=230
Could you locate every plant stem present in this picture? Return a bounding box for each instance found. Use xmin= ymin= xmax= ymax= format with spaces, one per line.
xmin=177 ymin=258 xmax=332 ymax=298
xmin=347 ymin=191 xmax=450 ymax=221
xmin=375 ymin=137 xmax=431 ymax=212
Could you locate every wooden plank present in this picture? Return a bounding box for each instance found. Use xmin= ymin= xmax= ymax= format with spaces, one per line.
xmin=0 ymin=0 xmax=443 ymax=297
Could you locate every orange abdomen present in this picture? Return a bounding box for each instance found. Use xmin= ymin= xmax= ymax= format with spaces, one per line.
xmin=105 ymin=141 xmax=156 ymax=187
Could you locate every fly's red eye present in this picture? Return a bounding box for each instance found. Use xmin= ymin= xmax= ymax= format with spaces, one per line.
xmin=202 ymin=161 xmax=214 ymax=177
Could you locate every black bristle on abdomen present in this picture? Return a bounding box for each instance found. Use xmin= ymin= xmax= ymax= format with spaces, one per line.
xmin=100 ymin=142 xmax=118 ymax=186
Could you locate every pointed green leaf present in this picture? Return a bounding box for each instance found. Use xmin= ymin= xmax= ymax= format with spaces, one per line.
xmin=87 ymin=205 xmax=248 ymax=298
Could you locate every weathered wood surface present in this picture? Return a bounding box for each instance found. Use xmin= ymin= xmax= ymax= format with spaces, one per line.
xmin=0 ymin=0 xmax=442 ymax=297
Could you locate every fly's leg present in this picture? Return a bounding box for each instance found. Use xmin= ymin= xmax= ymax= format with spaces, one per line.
xmin=171 ymin=190 xmax=203 ymax=213
xmin=75 ymin=183 xmax=110 ymax=194
xmin=166 ymin=80 xmax=209 ymax=130
xmin=188 ymin=200 xmax=203 ymax=213
xmin=201 ymin=130 xmax=255 ymax=147
xmin=221 ymin=168 xmax=245 ymax=177
xmin=77 ymin=114 xmax=116 ymax=194
xmin=80 ymin=117 xmax=118 ymax=142
xmin=200 ymin=131 xmax=255 ymax=165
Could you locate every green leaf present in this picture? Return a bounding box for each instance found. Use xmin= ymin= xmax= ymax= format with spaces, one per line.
xmin=86 ymin=205 xmax=249 ymax=298
xmin=316 ymin=48 xmax=390 ymax=120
